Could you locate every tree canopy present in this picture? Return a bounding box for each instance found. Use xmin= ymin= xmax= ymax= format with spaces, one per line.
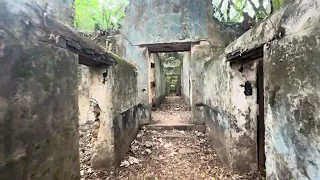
xmin=74 ymin=0 xmax=129 ymax=31
xmin=212 ymin=0 xmax=288 ymax=22
xmin=73 ymin=0 xmax=289 ymax=32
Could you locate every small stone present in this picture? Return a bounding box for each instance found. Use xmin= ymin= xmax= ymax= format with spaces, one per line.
xmin=145 ymin=149 xmax=152 ymax=154
xmin=178 ymin=148 xmax=195 ymax=154
xmin=128 ymin=156 xmax=140 ymax=165
xmin=86 ymin=120 xmax=94 ymax=125
xmin=163 ymin=142 xmax=173 ymax=149
xmin=120 ymin=160 xmax=130 ymax=167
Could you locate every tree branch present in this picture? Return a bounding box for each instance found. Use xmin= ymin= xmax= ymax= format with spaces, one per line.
xmin=247 ymin=0 xmax=260 ymax=15
xmin=258 ymin=0 xmax=268 ymax=15
xmin=227 ymin=0 xmax=231 ymax=21
xmin=214 ymin=0 xmax=226 ymax=21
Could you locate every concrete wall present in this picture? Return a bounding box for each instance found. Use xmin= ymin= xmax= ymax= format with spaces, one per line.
xmin=190 ymin=42 xmax=215 ymax=125
xmin=153 ymin=53 xmax=167 ymax=106
xmin=30 ymin=0 xmax=74 ymax=26
xmin=78 ymin=65 xmax=94 ymax=125
xmin=119 ymin=38 xmax=151 ymax=125
xmin=90 ymin=59 xmax=143 ymax=170
xmin=0 ymin=1 xmax=80 ymax=179
xmin=263 ymin=4 xmax=320 ymax=179
xmin=122 ymin=0 xmax=214 ymax=45
xmin=201 ymin=0 xmax=320 ymax=179
xmin=120 ymin=0 xmax=228 ymax=125
xmin=181 ymin=52 xmax=191 ymax=106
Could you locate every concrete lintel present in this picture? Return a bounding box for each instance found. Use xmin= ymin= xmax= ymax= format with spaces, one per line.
xmin=140 ymin=42 xmax=200 ymax=53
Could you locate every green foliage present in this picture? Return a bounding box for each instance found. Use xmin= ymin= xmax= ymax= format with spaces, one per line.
xmin=74 ymin=0 xmax=129 ymax=31
xmin=213 ymin=0 xmax=287 ymax=23
xmin=272 ymin=0 xmax=287 ymax=11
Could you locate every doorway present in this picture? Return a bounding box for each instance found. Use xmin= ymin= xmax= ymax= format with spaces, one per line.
xmin=256 ymin=58 xmax=265 ymax=175
xmin=228 ymin=46 xmax=265 ymax=175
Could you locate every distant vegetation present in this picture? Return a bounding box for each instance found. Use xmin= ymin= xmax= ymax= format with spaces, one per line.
xmin=212 ymin=0 xmax=288 ymax=22
xmin=73 ymin=0 xmax=288 ymax=31
xmin=74 ymin=0 xmax=129 ymax=32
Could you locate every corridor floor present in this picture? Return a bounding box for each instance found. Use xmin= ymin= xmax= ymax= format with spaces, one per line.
xmin=151 ymin=95 xmax=191 ymax=125
xmin=79 ymin=96 xmax=262 ymax=180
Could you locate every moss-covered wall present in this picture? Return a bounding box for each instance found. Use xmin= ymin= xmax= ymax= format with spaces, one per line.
xmin=0 ymin=1 xmax=80 ymax=179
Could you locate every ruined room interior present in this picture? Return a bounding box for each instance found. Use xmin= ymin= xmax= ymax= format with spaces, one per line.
xmin=1 ymin=0 xmax=320 ymax=179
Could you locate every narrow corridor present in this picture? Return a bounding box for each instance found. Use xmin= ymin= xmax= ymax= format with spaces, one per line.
xmin=79 ymin=96 xmax=262 ymax=180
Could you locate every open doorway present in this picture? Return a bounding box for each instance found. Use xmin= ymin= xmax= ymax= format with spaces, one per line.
xmin=228 ymin=46 xmax=265 ymax=175
xmin=147 ymin=51 xmax=192 ymax=126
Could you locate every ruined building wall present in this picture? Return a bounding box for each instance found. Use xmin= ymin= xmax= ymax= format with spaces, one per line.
xmin=28 ymin=0 xmax=74 ymax=26
xmin=203 ymin=53 xmax=232 ymax=169
xmin=201 ymin=0 xmax=320 ymax=179
xmin=121 ymin=0 xmax=215 ymax=45
xmin=0 ymin=1 xmax=80 ymax=179
xmin=263 ymin=4 xmax=320 ymax=179
xmin=153 ymin=53 xmax=167 ymax=107
xmin=78 ymin=65 xmax=92 ymax=125
xmin=181 ymin=52 xmax=191 ymax=106
xmin=90 ymin=59 xmax=142 ymax=170
xmin=120 ymin=0 xmax=226 ymax=125
xmin=189 ymin=42 xmax=215 ymax=125
xmin=119 ymin=38 xmax=151 ymax=125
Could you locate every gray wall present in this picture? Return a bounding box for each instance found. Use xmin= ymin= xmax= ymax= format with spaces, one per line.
xmin=201 ymin=0 xmax=320 ymax=179
xmin=111 ymin=59 xmax=143 ymax=168
xmin=181 ymin=52 xmax=191 ymax=106
xmin=0 ymin=1 xmax=80 ymax=179
xmin=28 ymin=0 xmax=74 ymax=26
xmin=119 ymin=38 xmax=151 ymax=125
xmin=264 ymin=7 xmax=320 ymax=179
xmin=119 ymin=0 xmax=224 ymax=125
xmin=153 ymin=53 xmax=167 ymax=106
xmin=78 ymin=65 xmax=92 ymax=125
xmin=90 ymin=59 xmax=142 ymax=170
xmin=122 ymin=0 xmax=213 ymax=45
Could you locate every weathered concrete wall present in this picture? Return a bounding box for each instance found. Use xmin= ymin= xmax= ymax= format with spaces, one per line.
xmin=203 ymin=52 xmax=231 ymax=169
xmin=119 ymin=37 xmax=151 ymax=125
xmin=78 ymin=65 xmax=93 ymax=125
xmin=202 ymin=0 xmax=320 ymax=178
xmin=122 ymin=0 xmax=215 ymax=45
xmin=181 ymin=52 xmax=191 ymax=106
xmin=190 ymin=42 xmax=215 ymax=125
xmin=90 ymin=59 xmax=143 ymax=170
xmin=153 ymin=53 xmax=167 ymax=106
xmin=229 ymin=60 xmax=259 ymax=173
xmin=120 ymin=0 xmax=229 ymax=125
xmin=263 ymin=3 xmax=320 ymax=179
xmin=32 ymin=0 xmax=74 ymax=26
xmin=203 ymin=43 xmax=259 ymax=175
xmin=0 ymin=1 xmax=80 ymax=179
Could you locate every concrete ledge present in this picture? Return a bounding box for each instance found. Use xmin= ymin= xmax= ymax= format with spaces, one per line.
xmin=142 ymin=124 xmax=206 ymax=132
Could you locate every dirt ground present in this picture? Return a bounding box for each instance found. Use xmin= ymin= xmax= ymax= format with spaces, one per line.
xmin=79 ymin=96 xmax=263 ymax=180
xmin=151 ymin=96 xmax=191 ymax=125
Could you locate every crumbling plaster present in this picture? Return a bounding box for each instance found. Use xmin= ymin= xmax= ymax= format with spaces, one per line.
xmin=0 ymin=3 xmax=80 ymax=179
xmin=201 ymin=0 xmax=320 ymax=179
xmin=153 ymin=53 xmax=167 ymax=107
xmin=121 ymin=0 xmax=212 ymax=45
xmin=181 ymin=52 xmax=191 ymax=107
